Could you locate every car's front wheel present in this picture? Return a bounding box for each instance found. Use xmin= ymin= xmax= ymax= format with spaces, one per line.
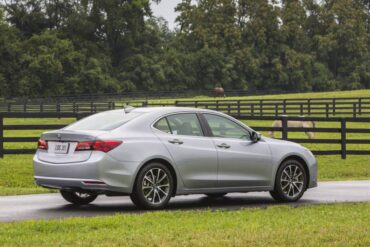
xmin=270 ymin=159 xmax=307 ymax=202
xmin=130 ymin=162 xmax=174 ymax=209
xmin=60 ymin=190 xmax=98 ymax=205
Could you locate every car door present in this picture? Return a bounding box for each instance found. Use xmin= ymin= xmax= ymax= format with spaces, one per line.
xmin=202 ymin=113 xmax=273 ymax=188
xmin=153 ymin=113 xmax=218 ymax=189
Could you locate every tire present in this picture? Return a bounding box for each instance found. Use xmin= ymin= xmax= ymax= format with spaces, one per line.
xmin=270 ymin=159 xmax=308 ymax=202
xmin=60 ymin=190 xmax=98 ymax=205
xmin=130 ymin=162 xmax=174 ymax=210
xmin=205 ymin=193 xmax=227 ymax=198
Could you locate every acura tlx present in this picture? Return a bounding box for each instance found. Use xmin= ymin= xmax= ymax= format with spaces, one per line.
xmin=33 ymin=107 xmax=317 ymax=209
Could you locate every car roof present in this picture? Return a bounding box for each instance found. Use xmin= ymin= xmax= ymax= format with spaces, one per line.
xmin=131 ymin=106 xmax=218 ymax=115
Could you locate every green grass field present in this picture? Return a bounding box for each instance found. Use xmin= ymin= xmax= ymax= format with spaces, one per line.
xmin=0 ymin=89 xmax=369 ymax=196
xmin=140 ymin=89 xmax=370 ymax=104
xmin=0 ymin=203 xmax=369 ymax=246
xmin=0 ymin=90 xmax=369 ymax=246
xmin=1 ymin=154 xmax=369 ymax=196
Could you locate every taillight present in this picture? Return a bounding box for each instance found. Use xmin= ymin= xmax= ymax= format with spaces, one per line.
xmin=38 ymin=139 xmax=48 ymax=150
xmin=75 ymin=141 xmax=94 ymax=151
xmin=75 ymin=140 xmax=122 ymax=153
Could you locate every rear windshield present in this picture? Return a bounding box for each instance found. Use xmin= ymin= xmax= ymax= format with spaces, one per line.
xmin=64 ymin=111 xmax=144 ymax=131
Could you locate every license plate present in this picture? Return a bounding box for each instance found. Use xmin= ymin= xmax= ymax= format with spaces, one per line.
xmin=54 ymin=142 xmax=70 ymax=154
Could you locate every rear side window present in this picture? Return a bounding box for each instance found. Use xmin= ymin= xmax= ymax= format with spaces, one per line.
xmin=65 ymin=110 xmax=144 ymax=131
xmin=154 ymin=118 xmax=171 ymax=134
xmin=154 ymin=113 xmax=204 ymax=137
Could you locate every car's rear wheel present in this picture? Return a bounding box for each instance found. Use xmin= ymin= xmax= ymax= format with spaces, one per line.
xmin=205 ymin=193 xmax=227 ymax=198
xmin=60 ymin=190 xmax=98 ymax=205
xmin=270 ymin=159 xmax=307 ymax=202
xmin=130 ymin=162 xmax=174 ymax=210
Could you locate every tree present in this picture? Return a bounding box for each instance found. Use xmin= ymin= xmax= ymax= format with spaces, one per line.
xmin=316 ymin=0 xmax=369 ymax=89
xmin=0 ymin=0 xmax=369 ymax=97
xmin=17 ymin=32 xmax=119 ymax=96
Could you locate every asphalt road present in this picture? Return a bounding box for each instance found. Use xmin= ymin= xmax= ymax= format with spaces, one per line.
xmin=1 ymin=180 xmax=370 ymax=222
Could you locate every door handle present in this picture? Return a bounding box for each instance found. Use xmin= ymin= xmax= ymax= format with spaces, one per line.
xmin=168 ymin=139 xmax=184 ymax=145
xmin=217 ymin=143 xmax=230 ymax=149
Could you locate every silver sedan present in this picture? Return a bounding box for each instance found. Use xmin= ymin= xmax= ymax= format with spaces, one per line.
xmin=33 ymin=107 xmax=317 ymax=209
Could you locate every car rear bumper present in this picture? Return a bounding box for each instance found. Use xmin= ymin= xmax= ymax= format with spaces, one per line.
xmin=33 ymin=151 xmax=139 ymax=194
xmin=34 ymin=176 xmax=115 ymax=193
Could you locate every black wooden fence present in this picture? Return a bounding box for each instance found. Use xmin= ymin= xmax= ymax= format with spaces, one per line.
xmin=1 ymin=97 xmax=370 ymax=117
xmin=1 ymin=112 xmax=370 ymax=159
xmin=0 ymin=112 xmax=89 ymax=157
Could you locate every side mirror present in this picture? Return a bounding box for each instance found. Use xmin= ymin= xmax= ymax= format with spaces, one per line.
xmin=251 ymin=131 xmax=261 ymax=143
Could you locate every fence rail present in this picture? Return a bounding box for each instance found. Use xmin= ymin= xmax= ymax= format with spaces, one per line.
xmin=1 ymin=112 xmax=370 ymax=159
xmin=1 ymin=97 xmax=370 ymax=117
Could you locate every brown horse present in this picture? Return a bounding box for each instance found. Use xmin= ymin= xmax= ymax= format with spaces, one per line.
xmin=213 ymin=87 xmax=225 ymax=97
xmin=268 ymin=120 xmax=316 ymax=139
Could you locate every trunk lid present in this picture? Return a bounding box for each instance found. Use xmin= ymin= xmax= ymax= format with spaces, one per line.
xmin=38 ymin=130 xmax=107 ymax=164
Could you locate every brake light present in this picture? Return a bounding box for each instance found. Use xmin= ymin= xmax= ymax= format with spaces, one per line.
xmin=38 ymin=139 xmax=48 ymax=150
xmin=75 ymin=141 xmax=94 ymax=151
xmin=75 ymin=140 xmax=122 ymax=153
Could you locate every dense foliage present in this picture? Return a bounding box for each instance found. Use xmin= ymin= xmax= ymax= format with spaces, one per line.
xmin=0 ymin=0 xmax=369 ymax=97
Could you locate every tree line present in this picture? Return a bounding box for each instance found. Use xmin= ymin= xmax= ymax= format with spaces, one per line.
xmin=0 ymin=0 xmax=369 ymax=98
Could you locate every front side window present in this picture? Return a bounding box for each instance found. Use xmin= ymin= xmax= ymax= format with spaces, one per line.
xmin=154 ymin=113 xmax=204 ymax=137
xmin=203 ymin=114 xmax=250 ymax=140
xmin=65 ymin=110 xmax=144 ymax=131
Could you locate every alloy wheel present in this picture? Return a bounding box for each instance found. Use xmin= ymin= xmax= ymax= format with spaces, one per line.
xmin=142 ymin=168 xmax=170 ymax=205
xmin=280 ymin=164 xmax=304 ymax=198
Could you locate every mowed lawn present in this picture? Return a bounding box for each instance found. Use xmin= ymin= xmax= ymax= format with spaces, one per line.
xmin=0 ymin=117 xmax=370 ymax=195
xmin=0 ymin=203 xmax=369 ymax=246
xmin=0 ymin=89 xmax=370 ymax=195
xmin=0 ymin=90 xmax=369 ymax=246
xmin=141 ymin=89 xmax=370 ymax=104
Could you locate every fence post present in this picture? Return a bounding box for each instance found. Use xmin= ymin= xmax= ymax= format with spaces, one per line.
xmin=237 ymin=100 xmax=241 ymax=117
xmin=76 ymin=113 xmax=82 ymax=120
xmin=260 ymin=100 xmax=263 ymax=116
xmin=340 ymin=118 xmax=347 ymax=159
xmin=283 ymin=99 xmax=287 ymax=114
xmin=282 ymin=116 xmax=288 ymax=140
xmin=326 ymin=103 xmax=329 ymax=118
xmin=275 ymin=104 xmax=278 ymax=117
xmin=0 ymin=114 xmax=3 ymax=158
xmin=7 ymin=103 xmax=11 ymax=112
xmin=353 ymin=103 xmax=357 ymax=118
xmin=358 ymin=98 xmax=362 ymax=115
xmin=300 ymin=104 xmax=303 ymax=116
xmin=307 ymin=99 xmax=311 ymax=115
xmin=73 ymin=102 xmax=76 ymax=113
xmin=57 ymin=102 xmax=61 ymax=114
xmin=23 ymin=103 xmax=27 ymax=112
xmin=332 ymin=98 xmax=336 ymax=116
xmin=251 ymin=104 xmax=255 ymax=116
xmin=40 ymin=102 xmax=43 ymax=113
